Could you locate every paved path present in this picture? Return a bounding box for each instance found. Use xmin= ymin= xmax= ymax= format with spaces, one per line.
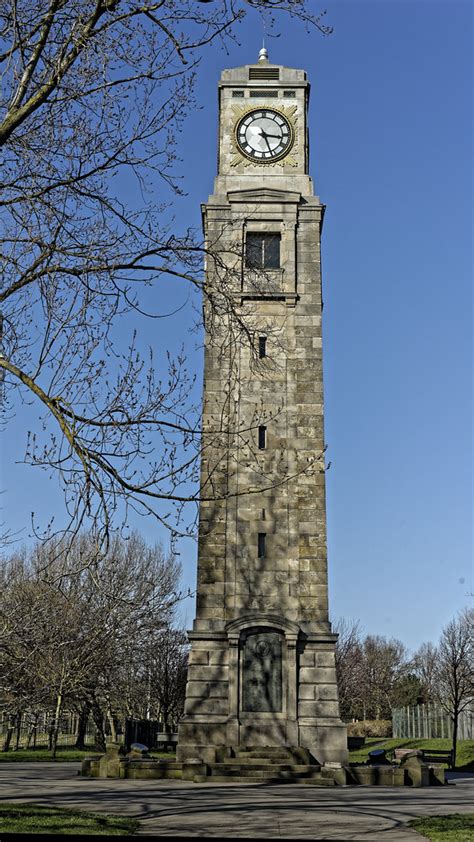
xmin=0 ymin=763 xmax=473 ymax=839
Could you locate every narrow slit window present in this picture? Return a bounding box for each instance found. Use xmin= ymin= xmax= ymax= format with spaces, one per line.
xmin=258 ymin=532 xmax=266 ymax=558
xmin=246 ymin=233 xmax=280 ymax=269
xmin=258 ymin=426 xmax=266 ymax=450
xmin=258 ymin=336 xmax=267 ymax=358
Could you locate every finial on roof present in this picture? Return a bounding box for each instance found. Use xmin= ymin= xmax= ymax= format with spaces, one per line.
xmin=258 ymin=46 xmax=268 ymax=62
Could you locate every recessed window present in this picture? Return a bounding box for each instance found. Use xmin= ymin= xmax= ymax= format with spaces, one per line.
xmin=258 ymin=336 xmax=267 ymax=358
xmin=283 ymin=90 xmax=296 ymax=98
xmin=246 ymin=233 xmax=280 ymax=269
xmin=232 ymin=90 xmax=244 ymax=98
xmin=258 ymin=426 xmax=267 ymax=450
xmin=258 ymin=532 xmax=266 ymax=558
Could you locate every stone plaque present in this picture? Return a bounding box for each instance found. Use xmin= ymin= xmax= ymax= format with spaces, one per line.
xmin=242 ymin=632 xmax=282 ymax=712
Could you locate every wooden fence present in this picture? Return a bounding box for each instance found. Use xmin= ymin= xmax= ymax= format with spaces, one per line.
xmin=392 ymin=703 xmax=473 ymax=740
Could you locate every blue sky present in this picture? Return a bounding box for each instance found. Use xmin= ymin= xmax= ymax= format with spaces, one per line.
xmin=2 ymin=0 xmax=472 ymax=651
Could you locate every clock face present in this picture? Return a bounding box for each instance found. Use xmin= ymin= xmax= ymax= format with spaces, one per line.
xmin=235 ymin=109 xmax=294 ymax=162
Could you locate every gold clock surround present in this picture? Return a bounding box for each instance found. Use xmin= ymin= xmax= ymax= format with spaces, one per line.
xmin=231 ymin=103 xmax=298 ymax=168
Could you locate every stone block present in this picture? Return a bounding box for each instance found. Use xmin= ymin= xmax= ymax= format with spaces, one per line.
xmin=352 ymin=766 xmax=377 ymax=785
xmin=299 ymin=650 xmax=316 ymax=667
xmin=209 ymin=649 xmax=229 ymax=666
xmin=187 ymin=665 xmax=227 ymax=683
xmin=315 ymin=651 xmax=337 ymax=668
xmin=400 ymin=754 xmax=430 ymax=787
xmin=299 ymin=684 xmax=316 ymax=700
xmin=189 ymin=650 xmax=210 ymax=666
xmin=208 ymin=681 xmax=229 ymax=698
xmin=185 ymin=681 xmax=209 ymax=698
xmin=182 ymin=761 xmax=208 ymax=780
xmin=428 ymin=764 xmax=446 ymax=785
xmin=299 ymin=667 xmax=336 ymax=684
xmin=316 ymin=684 xmax=339 ymax=701
xmin=98 ymin=745 xmax=125 ymax=779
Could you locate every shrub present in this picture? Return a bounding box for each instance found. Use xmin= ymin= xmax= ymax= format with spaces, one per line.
xmin=346 ymin=720 xmax=392 ymax=738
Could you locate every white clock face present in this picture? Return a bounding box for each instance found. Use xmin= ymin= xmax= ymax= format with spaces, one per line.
xmin=236 ymin=109 xmax=294 ymax=162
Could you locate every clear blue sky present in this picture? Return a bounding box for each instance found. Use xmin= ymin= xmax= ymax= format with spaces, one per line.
xmin=2 ymin=0 xmax=472 ymax=652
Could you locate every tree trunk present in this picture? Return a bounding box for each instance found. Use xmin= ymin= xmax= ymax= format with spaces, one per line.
xmin=75 ymin=702 xmax=91 ymax=750
xmin=26 ymin=713 xmax=39 ymax=749
xmin=452 ymin=710 xmax=458 ymax=770
xmin=106 ymin=706 xmax=117 ymax=743
xmin=14 ymin=711 xmax=22 ymax=750
xmin=92 ymin=700 xmax=106 ymax=753
xmin=2 ymin=714 xmax=16 ymax=752
xmin=51 ymin=691 xmax=63 ymax=759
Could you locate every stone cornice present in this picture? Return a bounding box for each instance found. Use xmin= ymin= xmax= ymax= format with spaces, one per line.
xmin=227 ymin=187 xmax=301 ymax=205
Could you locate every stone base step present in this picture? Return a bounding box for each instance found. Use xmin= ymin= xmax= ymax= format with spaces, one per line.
xmin=193 ymin=775 xmax=264 ymax=784
xmin=218 ymin=757 xmax=321 ymax=769
xmin=233 ymin=747 xmax=312 ymax=764
xmin=194 ymin=771 xmax=337 ymax=786
xmin=208 ymin=763 xmax=322 ymax=779
xmin=188 ymin=746 xmax=345 ymax=786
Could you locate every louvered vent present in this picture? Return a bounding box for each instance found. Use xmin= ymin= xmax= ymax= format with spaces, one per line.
xmin=249 ymin=67 xmax=280 ymax=80
xmin=249 ymin=89 xmax=278 ymax=97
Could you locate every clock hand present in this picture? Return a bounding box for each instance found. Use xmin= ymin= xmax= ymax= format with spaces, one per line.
xmin=259 ymin=128 xmax=273 ymax=153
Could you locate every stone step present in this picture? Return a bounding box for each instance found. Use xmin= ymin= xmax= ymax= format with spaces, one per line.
xmin=301 ymin=776 xmax=337 ymax=787
xmin=193 ymin=775 xmax=283 ymax=784
xmin=234 ymin=748 xmax=312 ymax=764
xmin=194 ymin=770 xmax=337 ymax=786
xmin=222 ymin=757 xmax=320 ymax=770
xmin=208 ymin=763 xmax=324 ymax=779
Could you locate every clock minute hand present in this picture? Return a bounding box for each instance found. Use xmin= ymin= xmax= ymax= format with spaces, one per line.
xmin=259 ymin=128 xmax=273 ymax=153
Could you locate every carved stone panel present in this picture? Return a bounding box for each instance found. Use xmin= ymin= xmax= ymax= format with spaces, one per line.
xmin=242 ymin=631 xmax=282 ymax=712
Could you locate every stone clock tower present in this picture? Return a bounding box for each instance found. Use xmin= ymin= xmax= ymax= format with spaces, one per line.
xmin=177 ymin=51 xmax=347 ymax=774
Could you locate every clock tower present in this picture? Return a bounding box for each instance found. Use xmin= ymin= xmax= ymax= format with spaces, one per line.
xmin=177 ymin=51 xmax=347 ymax=773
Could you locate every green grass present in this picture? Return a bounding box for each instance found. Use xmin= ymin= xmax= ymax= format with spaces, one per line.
xmin=409 ymin=813 xmax=474 ymax=841
xmin=0 ymin=747 xmax=102 ymax=762
xmin=349 ymin=738 xmax=474 ymax=771
xmin=0 ymin=745 xmax=177 ymax=762
xmin=0 ymin=803 xmax=139 ymax=835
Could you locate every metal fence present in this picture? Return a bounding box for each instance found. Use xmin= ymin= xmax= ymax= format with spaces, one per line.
xmin=392 ymin=703 xmax=473 ymax=740
xmin=0 ymin=711 xmax=97 ymax=750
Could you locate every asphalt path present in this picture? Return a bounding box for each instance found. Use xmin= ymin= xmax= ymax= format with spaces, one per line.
xmin=0 ymin=763 xmax=473 ymax=839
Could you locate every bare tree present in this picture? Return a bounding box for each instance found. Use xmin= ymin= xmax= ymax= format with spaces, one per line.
xmin=333 ymin=618 xmax=363 ymax=720
xmin=436 ymin=608 xmax=473 ymax=768
xmin=1 ymin=531 xmax=183 ymax=754
xmin=145 ymin=626 xmax=188 ymax=730
xmin=0 ymin=1 xmax=332 ymax=552
xmin=359 ymin=635 xmax=412 ymax=720
xmin=333 ymin=621 xmax=416 ymax=723
xmin=412 ymin=641 xmax=439 ymax=703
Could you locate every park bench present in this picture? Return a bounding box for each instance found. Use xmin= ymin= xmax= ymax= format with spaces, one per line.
xmin=156 ymin=733 xmax=178 ymax=752
xmin=393 ymin=748 xmax=454 ymax=768
xmin=420 ymin=749 xmax=454 ymax=769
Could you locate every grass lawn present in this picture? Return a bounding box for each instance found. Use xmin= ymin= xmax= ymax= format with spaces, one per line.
xmin=0 ymin=746 xmax=177 ymax=762
xmin=409 ymin=813 xmax=474 ymax=841
xmin=0 ymin=747 xmax=101 ymax=762
xmin=0 ymin=803 xmax=138 ymax=835
xmin=349 ymin=739 xmax=474 ymax=771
